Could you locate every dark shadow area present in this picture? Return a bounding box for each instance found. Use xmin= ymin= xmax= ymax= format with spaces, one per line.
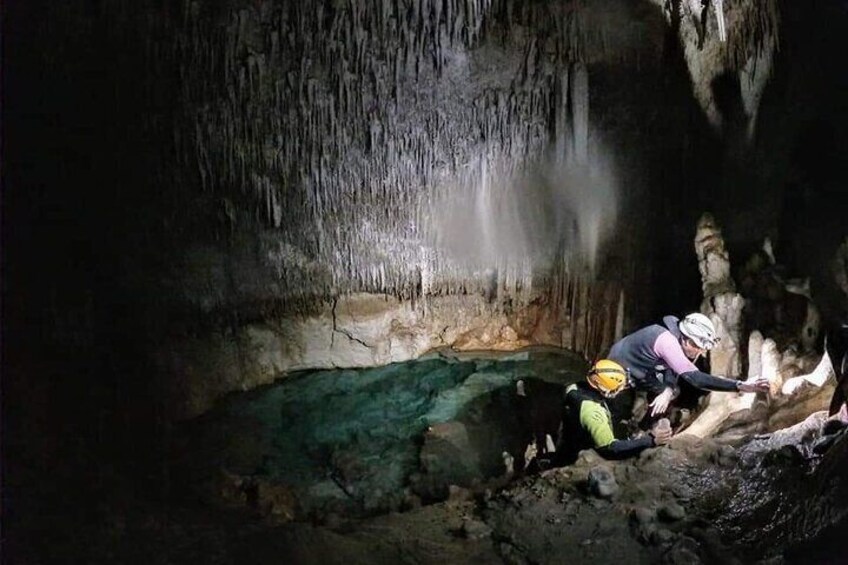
xmin=721 ymin=0 xmax=848 ymax=325
xmin=710 ymin=70 xmax=748 ymax=155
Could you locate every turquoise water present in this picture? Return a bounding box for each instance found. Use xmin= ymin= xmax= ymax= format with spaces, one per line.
xmin=174 ymin=348 xmax=587 ymax=520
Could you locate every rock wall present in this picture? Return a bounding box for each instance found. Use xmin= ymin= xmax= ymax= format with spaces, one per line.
xmin=159 ymin=285 xmax=626 ymax=419
xmin=648 ymin=0 xmax=780 ymax=142
xmin=132 ymin=0 xmax=682 ymax=418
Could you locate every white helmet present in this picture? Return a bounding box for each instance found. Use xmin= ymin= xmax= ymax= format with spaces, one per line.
xmin=679 ymin=313 xmax=718 ymax=350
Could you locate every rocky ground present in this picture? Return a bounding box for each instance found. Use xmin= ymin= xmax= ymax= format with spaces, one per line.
xmin=267 ymin=426 xmax=846 ymax=565
xmin=24 ymin=418 xmax=842 ymax=565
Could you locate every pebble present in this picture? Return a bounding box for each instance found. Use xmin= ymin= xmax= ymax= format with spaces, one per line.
xmin=658 ymin=501 xmax=686 ymax=522
xmin=461 ymin=518 xmax=492 ymax=540
xmin=630 ymin=506 xmax=655 ymax=526
xmin=588 ymin=466 xmax=619 ymax=499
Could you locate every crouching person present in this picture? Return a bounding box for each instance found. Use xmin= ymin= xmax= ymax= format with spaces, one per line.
xmin=558 ymin=359 xmax=672 ymax=466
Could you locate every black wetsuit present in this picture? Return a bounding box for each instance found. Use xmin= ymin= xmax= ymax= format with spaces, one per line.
xmin=558 ymin=382 xmax=655 ymax=465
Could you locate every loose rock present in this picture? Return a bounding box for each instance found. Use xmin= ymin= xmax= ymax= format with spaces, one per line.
xmin=588 ymin=466 xmax=618 ymax=499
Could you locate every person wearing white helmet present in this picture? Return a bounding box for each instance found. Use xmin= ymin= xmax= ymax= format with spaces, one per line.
xmin=607 ymin=312 xmax=770 ymax=428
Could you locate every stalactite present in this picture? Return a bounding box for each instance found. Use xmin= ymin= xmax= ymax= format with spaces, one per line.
xmin=134 ymin=0 xmax=638 ymax=331
xmin=724 ymin=0 xmax=780 ymax=70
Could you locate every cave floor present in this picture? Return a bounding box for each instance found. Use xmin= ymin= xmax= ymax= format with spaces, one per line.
xmin=7 ymin=348 xmax=848 ymax=564
xmin=14 ymin=427 xmax=846 ymax=565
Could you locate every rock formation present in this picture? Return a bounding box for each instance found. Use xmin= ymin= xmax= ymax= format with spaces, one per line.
xmin=694 ymin=212 xmax=743 ymax=378
xmin=684 ymin=215 xmax=831 ymax=439
xmin=650 ymin=0 xmax=779 ymax=143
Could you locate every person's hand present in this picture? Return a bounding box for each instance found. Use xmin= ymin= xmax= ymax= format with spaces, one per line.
xmin=649 ymin=387 xmax=675 ymax=417
xmin=650 ymin=418 xmax=673 ymax=446
xmin=781 ymin=376 xmax=807 ymax=395
xmin=651 ymin=427 xmax=673 ymax=446
xmin=738 ymin=376 xmax=770 ymax=394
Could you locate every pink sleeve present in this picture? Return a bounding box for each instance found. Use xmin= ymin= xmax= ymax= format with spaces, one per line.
xmin=653 ymin=331 xmax=699 ymax=374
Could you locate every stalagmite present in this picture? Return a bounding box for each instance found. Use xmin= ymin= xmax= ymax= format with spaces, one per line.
xmin=748 ymin=330 xmax=763 ymax=379
xmin=681 ymin=335 xmax=763 ymax=439
xmin=760 ymin=337 xmax=782 ymax=396
xmin=782 ymin=350 xmax=835 ymax=395
xmin=709 ymin=294 xmax=745 ymax=378
xmin=695 ymin=213 xmax=743 ymax=377
xmin=682 ymin=215 xmax=755 ymax=437
xmin=694 ymin=214 xmax=734 ymax=299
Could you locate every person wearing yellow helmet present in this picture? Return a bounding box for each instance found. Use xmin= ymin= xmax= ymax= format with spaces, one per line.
xmin=608 ymin=313 xmax=770 ymax=428
xmin=586 ymin=359 xmax=630 ymax=398
xmin=557 ymin=359 xmax=672 ymax=465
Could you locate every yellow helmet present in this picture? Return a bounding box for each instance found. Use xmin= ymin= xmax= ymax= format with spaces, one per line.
xmin=587 ymin=359 xmax=629 ymax=397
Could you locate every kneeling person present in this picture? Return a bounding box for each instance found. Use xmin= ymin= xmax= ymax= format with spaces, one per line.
xmin=559 ymin=359 xmax=671 ymax=465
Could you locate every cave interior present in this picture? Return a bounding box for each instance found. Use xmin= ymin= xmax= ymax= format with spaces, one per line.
xmin=4 ymin=0 xmax=848 ymax=563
